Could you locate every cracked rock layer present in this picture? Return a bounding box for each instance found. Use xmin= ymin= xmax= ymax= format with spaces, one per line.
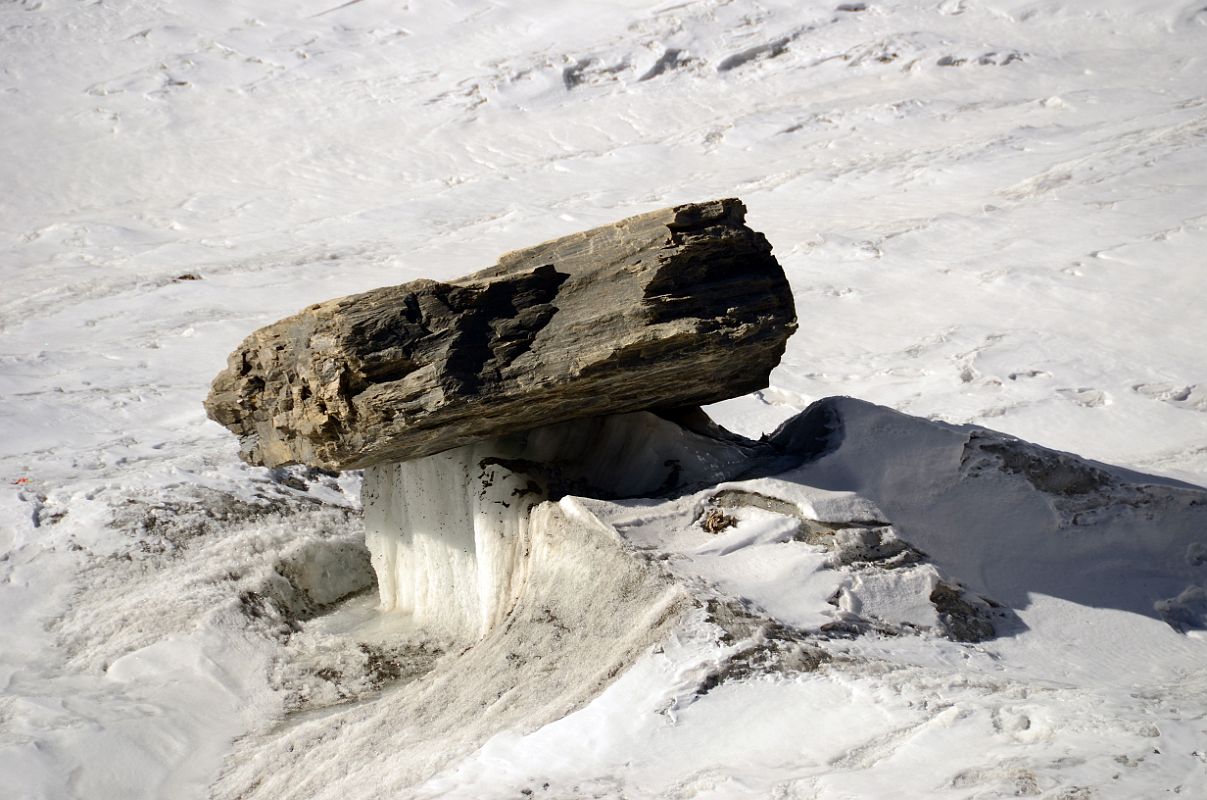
xmin=205 ymin=198 xmax=796 ymax=470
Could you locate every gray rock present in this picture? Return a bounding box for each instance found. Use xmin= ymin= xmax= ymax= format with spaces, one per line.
xmin=204 ymin=198 xmax=797 ymax=470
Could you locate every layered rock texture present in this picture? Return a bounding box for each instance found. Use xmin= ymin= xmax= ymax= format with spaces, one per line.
xmin=205 ymin=198 xmax=796 ymax=470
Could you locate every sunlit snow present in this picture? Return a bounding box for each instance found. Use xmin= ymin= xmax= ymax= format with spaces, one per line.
xmin=3 ymin=1 xmax=1206 ymax=798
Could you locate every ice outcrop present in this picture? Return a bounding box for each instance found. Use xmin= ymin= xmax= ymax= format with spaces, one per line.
xmin=204 ymin=198 xmax=795 ymax=471
xmin=363 ymin=411 xmax=775 ymax=639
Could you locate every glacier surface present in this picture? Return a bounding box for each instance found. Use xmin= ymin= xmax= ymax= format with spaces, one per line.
xmin=3 ymin=0 xmax=1207 ymax=798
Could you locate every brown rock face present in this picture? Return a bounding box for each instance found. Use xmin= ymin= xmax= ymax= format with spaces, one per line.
xmin=204 ymin=198 xmax=797 ymax=470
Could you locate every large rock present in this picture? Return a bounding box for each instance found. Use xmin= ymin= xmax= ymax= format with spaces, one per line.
xmin=204 ymin=198 xmax=796 ymax=470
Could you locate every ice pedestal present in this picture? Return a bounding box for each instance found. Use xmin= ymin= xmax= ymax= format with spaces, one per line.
xmin=363 ymin=438 xmax=538 ymax=640
xmin=362 ymin=411 xmax=766 ymax=639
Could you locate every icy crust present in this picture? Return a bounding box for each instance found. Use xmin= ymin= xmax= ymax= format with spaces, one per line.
xmin=362 ymin=410 xmax=769 ymax=640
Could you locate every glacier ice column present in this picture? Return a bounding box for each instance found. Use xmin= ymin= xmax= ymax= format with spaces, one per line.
xmin=363 ymin=438 xmax=540 ymax=640
xmin=362 ymin=412 xmax=766 ymax=640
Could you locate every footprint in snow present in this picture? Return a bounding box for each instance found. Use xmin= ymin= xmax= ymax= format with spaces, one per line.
xmin=1057 ymin=387 xmax=1109 ymax=408
xmin=1133 ymin=383 xmax=1207 ymax=412
xmin=717 ymin=36 xmax=792 ymax=72
xmin=936 ymin=51 xmax=1024 ymax=67
xmin=1008 ymin=369 xmax=1051 ymax=381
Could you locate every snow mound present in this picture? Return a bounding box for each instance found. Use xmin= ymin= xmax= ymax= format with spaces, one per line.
xmin=777 ymin=396 xmax=1207 ymax=633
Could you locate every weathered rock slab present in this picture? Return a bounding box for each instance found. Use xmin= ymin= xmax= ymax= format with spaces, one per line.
xmin=205 ymin=198 xmax=797 ymax=470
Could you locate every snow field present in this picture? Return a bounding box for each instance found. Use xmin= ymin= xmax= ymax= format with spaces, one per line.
xmin=3 ymin=0 xmax=1207 ymax=797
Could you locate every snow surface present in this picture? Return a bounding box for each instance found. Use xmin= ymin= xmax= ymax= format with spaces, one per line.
xmin=3 ymin=0 xmax=1207 ymax=797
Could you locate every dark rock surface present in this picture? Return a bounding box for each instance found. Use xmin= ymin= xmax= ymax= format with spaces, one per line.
xmin=205 ymin=199 xmax=797 ymax=470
